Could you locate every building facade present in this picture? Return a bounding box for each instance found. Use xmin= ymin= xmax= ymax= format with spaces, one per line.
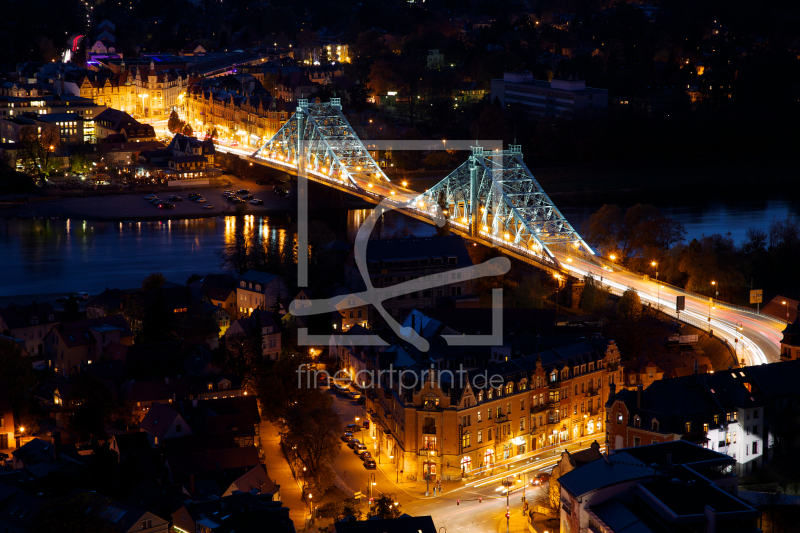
xmin=491 ymin=72 xmax=607 ymax=119
xmin=365 ymin=338 xmax=622 ymax=481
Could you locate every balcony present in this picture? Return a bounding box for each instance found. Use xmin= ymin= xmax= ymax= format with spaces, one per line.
xmin=586 ymin=388 xmax=600 ymax=398
xmin=494 ymin=414 xmax=509 ymax=424
xmin=530 ymin=404 xmax=547 ymax=414
xmin=548 ymin=381 xmax=560 ymax=389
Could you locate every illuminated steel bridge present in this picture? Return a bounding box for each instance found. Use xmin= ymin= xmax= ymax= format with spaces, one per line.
xmin=251 ymin=99 xmax=593 ymax=271
xmin=414 ymin=145 xmax=594 ymax=269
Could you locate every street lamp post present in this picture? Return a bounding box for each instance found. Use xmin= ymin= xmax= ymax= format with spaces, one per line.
xmin=390 ymin=454 xmax=399 ymax=483
xmin=712 ymin=280 xmax=718 ymax=300
xmin=308 ymin=494 xmax=313 ymax=520
xmin=370 ymin=473 xmax=377 ymax=500
xmin=651 ymin=261 xmax=659 ymax=310
xmin=782 ymin=301 xmax=789 ymax=320
xmin=356 ymin=409 xmax=364 ymax=445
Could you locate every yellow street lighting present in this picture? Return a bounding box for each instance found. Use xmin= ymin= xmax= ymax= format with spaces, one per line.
xmin=651 ymin=261 xmax=657 ymax=266
xmin=609 ymin=255 xmax=616 ymax=261
xmin=402 ymin=181 xmax=408 ymax=187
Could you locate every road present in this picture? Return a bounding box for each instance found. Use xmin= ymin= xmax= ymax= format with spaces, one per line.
xmin=327 ymin=385 xmax=602 ymax=532
xmin=556 ymin=252 xmax=785 ymax=365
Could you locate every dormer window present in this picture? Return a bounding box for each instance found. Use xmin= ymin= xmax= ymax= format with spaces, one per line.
xmin=240 ymin=281 xmax=245 ymax=288
xmin=634 ymin=416 xmax=640 ymax=427
xmin=207 ymin=383 xmax=213 ymax=390
xmin=505 ymin=383 xmax=513 ymax=395
xmin=30 ymin=317 xmax=39 ymax=326
xmin=249 ymin=282 xmax=253 ymax=289
xmin=255 ymin=284 xmax=261 ymax=291
xmin=652 ymin=419 xmax=660 ymax=431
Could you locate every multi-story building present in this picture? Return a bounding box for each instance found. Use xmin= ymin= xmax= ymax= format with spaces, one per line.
xmin=44 ymin=314 xmax=134 ymax=376
xmin=93 ymin=108 xmax=156 ymax=142
xmin=606 ymin=359 xmax=800 ymax=476
xmin=365 ymin=336 xmax=622 ymax=481
xmin=273 ymin=71 xmax=319 ymax=103
xmin=0 ymin=302 xmax=59 ymax=357
xmin=559 ymin=441 xmax=760 ymax=533
xmin=0 ymin=384 xmax=16 ymax=451
xmin=184 ymin=82 xmax=288 ymax=148
xmin=77 ymin=62 xmax=189 ymax=119
xmin=236 ymin=271 xmax=290 ymax=317
xmin=33 ymin=113 xmax=86 ymax=145
xmin=0 ymin=115 xmax=60 ymax=146
xmin=225 ymin=309 xmax=282 ymax=361
xmin=344 ymin=235 xmax=477 ymax=322
xmin=0 ymin=95 xmax=106 ymax=122
xmin=491 ymin=72 xmax=607 ymax=119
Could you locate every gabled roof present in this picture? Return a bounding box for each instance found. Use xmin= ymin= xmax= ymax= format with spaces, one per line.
xmin=166 ymin=446 xmax=261 ymax=484
xmin=205 ymin=413 xmax=254 ymax=437
xmin=617 ymin=440 xmax=733 ymax=468
xmin=225 ymin=464 xmax=279 ymax=495
xmin=50 ymin=314 xmax=132 ymax=348
xmin=239 ymin=270 xmax=280 ymax=286
xmin=120 ymin=376 xmax=194 ymax=404
xmin=139 ymin=401 xmax=183 ymax=440
xmin=0 ymin=302 xmax=58 ymax=330
xmin=112 ymin=432 xmax=152 ymax=457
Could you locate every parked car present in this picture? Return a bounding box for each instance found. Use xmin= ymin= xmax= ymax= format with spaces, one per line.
xmin=145 ymin=194 xmax=157 ymax=200
xmin=242 ymin=193 xmax=254 ymax=200
xmin=359 ymin=451 xmax=372 ymax=461
xmin=273 ymin=186 xmax=289 ymax=197
xmin=159 ymin=203 xmax=175 ymax=209
xmin=345 ymin=424 xmax=359 ymax=433
xmin=227 ymin=196 xmax=240 ymax=203
xmin=188 ymin=194 xmax=201 ymax=200
xmin=340 ymin=432 xmax=353 ymax=443
xmin=237 ymin=188 xmax=250 ymax=194
xmin=256 ymin=178 xmax=272 ymax=185
xmin=169 ymin=195 xmax=182 ymax=201
xmin=196 ymin=198 xmax=207 ymax=203
xmin=363 ymin=459 xmax=377 ymax=469
xmin=347 ymin=438 xmax=360 ymax=449
xmin=204 ymin=204 xmax=215 ymax=209
xmin=353 ymin=443 xmax=368 ymax=455
xmin=149 ymin=198 xmax=161 ymax=204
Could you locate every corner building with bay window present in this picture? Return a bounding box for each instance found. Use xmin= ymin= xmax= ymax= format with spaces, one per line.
xmin=364 ymin=338 xmax=623 ymax=481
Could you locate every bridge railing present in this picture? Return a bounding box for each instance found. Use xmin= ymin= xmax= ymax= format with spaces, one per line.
xmin=551 ymin=244 xmax=788 ymax=327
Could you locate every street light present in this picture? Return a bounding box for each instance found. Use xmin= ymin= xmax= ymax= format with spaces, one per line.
xmin=390 ymin=454 xmax=399 ymax=483
xmin=782 ymin=301 xmax=789 ymax=320
xmin=712 ymin=280 xmax=718 ymax=299
xmin=308 ymin=494 xmax=314 ymax=519
xmin=369 ymin=473 xmax=377 ymax=499
xmin=651 ymin=261 xmax=659 ymax=311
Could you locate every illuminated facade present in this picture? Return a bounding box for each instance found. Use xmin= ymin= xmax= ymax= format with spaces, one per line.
xmin=78 ymin=61 xmax=188 ymax=119
xmin=364 ymin=337 xmax=621 ymax=481
xmin=184 ymin=85 xmax=288 ymax=148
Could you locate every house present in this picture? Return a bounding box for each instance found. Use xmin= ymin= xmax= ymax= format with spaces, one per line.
xmin=204 ymin=286 xmax=238 ymax=321
xmin=93 ymin=108 xmax=156 ymax=141
xmin=0 ymin=385 xmax=14 ymax=451
xmin=0 ymin=302 xmax=59 ymax=357
xmin=606 ymin=359 xmax=800 ymax=476
xmin=548 ymin=441 xmax=602 ymax=507
xmin=165 ymin=446 xmax=261 ymax=485
xmin=205 ymin=413 xmax=256 ymax=448
xmin=10 ymin=435 xmax=84 ymax=472
xmin=236 ymin=271 xmax=289 ymax=316
xmin=86 ymin=288 xmax=128 ymax=318
xmin=222 ymin=464 xmax=279 ymax=498
xmin=197 ymin=375 xmax=242 ymax=401
xmin=332 ymin=516 xmax=437 ymax=533
xmin=43 ymin=315 xmax=133 ymax=376
xmin=110 ymin=432 xmax=152 ymax=463
xmin=172 ymin=492 xmax=295 ymax=533
xmin=225 ymin=310 xmax=282 ymax=360
xmin=120 ymin=376 xmax=195 ymax=421
xmin=0 ymin=486 xmax=44 ymax=532
xmin=558 ymin=441 xmax=759 ymax=533
xmin=140 ymin=401 xmax=193 ymax=448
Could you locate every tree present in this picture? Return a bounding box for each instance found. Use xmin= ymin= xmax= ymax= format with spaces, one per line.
xmin=368 ymin=494 xmax=401 ymax=520
xmin=279 ymin=389 xmax=341 ymax=491
xmin=187 ymin=273 xmax=203 ymax=285
xmin=140 ymin=289 xmax=176 ymax=344
xmin=617 ymin=289 xmax=643 ymax=322
xmin=580 ymin=274 xmax=610 ymax=314
xmin=62 ymin=373 xmax=118 ymax=440
xmin=218 ymin=226 xmax=255 ymax=275
xmin=511 ymin=278 xmax=550 ymax=309
xmin=17 ymin=126 xmax=61 ymax=181
xmin=367 ymin=59 xmax=397 ymax=96
xmin=168 ymin=110 xmax=184 ymax=133
xmin=183 ymin=123 xmax=194 ymax=137
xmin=219 ymin=331 xmax=262 ymax=392
xmin=142 ymin=272 xmax=166 ymax=290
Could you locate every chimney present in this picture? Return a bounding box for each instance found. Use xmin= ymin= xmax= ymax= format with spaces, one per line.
xmin=603 ymin=452 xmax=611 ymax=464
xmin=636 ymin=384 xmax=642 ymax=409
xmin=53 ymin=431 xmax=61 ymax=461
xmin=608 ymin=382 xmax=616 ymax=405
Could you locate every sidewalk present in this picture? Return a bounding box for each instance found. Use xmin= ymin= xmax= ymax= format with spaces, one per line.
xmin=261 ymin=420 xmax=309 ymax=531
xmin=498 ymin=511 xmax=531 ymax=533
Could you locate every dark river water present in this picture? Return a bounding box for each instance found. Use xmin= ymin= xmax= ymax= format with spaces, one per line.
xmin=0 ymin=199 xmax=797 ymax=297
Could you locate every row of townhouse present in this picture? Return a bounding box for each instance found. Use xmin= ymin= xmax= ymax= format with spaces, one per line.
xmin=353 ymin=311 xmax=623 ymax=481
xmin=183 ymin=83 xmax=290 ymax=148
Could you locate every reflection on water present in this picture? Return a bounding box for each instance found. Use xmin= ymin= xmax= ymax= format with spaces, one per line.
xmin=0 ymin=210 xmax=435 ymax=296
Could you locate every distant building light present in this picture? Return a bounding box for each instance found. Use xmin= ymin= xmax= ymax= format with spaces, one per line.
xmin=387 ymin=91 xmax=397 ymax=96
